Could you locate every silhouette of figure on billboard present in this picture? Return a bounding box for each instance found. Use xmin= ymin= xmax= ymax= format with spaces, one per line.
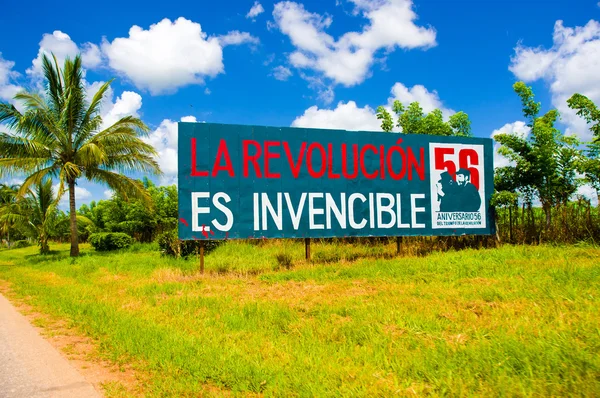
xmin=436 ymin=168 xmax=481 ymax=212
xmin=436 ymin=171 xmax=456 ymax=212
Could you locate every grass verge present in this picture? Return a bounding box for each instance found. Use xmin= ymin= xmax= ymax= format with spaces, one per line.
xmin=0 ymin=241 xmax=599 ymax=396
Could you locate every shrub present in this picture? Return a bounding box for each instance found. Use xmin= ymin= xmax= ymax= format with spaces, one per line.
xmin=89 ymin=232 xmax=133 ymax=251
xmin=275 ymin=252 xmax=293 ymax=269
xmin=156 ymin=229 xmax=220 ymax=258
xmin=13 ymin=240 xmax=31 ymax=249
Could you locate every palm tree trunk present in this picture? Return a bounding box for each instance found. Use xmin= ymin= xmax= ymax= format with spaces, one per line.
xmin=40 ymin=232 xmax=49 ymax=254
xmin=69 ymin=180 xmax=79 ymax=257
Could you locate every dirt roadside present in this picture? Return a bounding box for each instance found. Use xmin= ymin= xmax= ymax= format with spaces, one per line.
xmin=0 ymin=282 xmax=143 ymax=397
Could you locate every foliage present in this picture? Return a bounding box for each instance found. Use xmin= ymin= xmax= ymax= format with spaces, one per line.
xmin=0 ymin=180 xmax=74 ymax=253
xmin=376 ymin=100 xmax=472 ymax=136
xmin=79 ymin=178 xmax=178 ymax=242
xmin=12 ymin=240 xmax=31 ymax=249
xmin=567 ymin=93 xmax=600 ymax=141
xmin=89 ymin=232 xmax=133 ymax=251
xmin=578 ymin=142 xmax=600 ymax=197
xmin=375 ymin=106 xmax=394 ymax=132
xmin=495 ymin=199 xmax=599 ymax=244
xmin=0 ymin=53 xmax=161 ymax=256
xmin=491 ymin=191 xmax=519 ymax=208
xmin=567 ymin=94 xmax=600 ymax=196
xmin=0 ymin=184 xmax=21 ymax=243
xmin=156 ymin=229 xmax=220 ymax=258
xmin=493 ymin=82 xmax=582 ymax=229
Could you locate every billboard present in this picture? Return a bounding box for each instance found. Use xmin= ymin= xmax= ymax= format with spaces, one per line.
xmin=178 ymin=123 xmax=494 ymax=240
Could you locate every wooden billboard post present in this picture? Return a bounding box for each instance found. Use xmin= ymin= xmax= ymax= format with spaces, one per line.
xmin=305 ymin=238 xmax=311 ymax=261
xmin=199 ymin=240 xmax=205 ymax=274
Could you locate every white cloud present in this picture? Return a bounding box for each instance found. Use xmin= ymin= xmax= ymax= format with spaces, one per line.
xmin=53 ymin=183 xmax=92 ymax=205
xmin=145 ymin=116 xmax=197 ymax=184
xmin=77 ymin=187 xmax=93 ymax=200
xmin=101 ymin=91 xmax=143 ymax=129
xmin=292 ymin=101 xmax=381 ymax=131
xmin=204 ymin=87 xmax=211 ymax=95
xmin=218 ymin=31 xmax=260 ymax=46
xmin=0 ymin=53 xmax=22 ymax=102
xmin=272 ymin=65 xmax=293 ymax=81
xmin=247 ymin=1 xmax=265 ymax=20
xmin=491 ymin=121 xmax=530 ymax=139
xmin=301 ymin=74 xmax=335 ymax=104
xmin=291 ymin=81 xmax=455 ymax=131
xmin=273 ymin=0 xmax=436 ymax=89
xmin=509 ymin=20 xmax=600 ymax=140
xmin=103 ymin=189 xmax=113 ymax=199
xmin=27 ymin=31 xmax=101 ymax=78
xmin=264 ymin=53 xmax=276 ymax=66
xmin=102 ymin=18 xmax=256 ymax=95
xmin=81 ymin=43 xmax=103 ymax=69
xmin=388 ymin=82 xmax=453 ymax=118
xmin=490 ymin=121 xmax=531 ymax=169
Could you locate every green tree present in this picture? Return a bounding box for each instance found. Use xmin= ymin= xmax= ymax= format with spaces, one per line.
xmin=375 ymin=100 xmax=472 ymax=136
xmin=27 ymin=179 xmax=57 ymax=253
xmin=0 ymin=183 xmax=20 ymax=245
xmin=0 ymin=179 xmax=75 ymax=253
xmin=578 ymin=143 xmax=600 ymax=203
xmin=494 ymin=82 xmax=581 ymax=230
xmin=567 ymin=93 xmax=600 ymax=203
xmin=376 ymin=106 xmax=394 ymax=132
xmin=0 ymin=54 xmax=161 ymax=256
xmin=567 ymin=93 xmax=600 ymax=140
xmin=448 ymin=112 xmax=472 ymax=137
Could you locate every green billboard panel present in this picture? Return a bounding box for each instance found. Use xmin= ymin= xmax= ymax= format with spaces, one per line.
xmin=178 ymin=123 xmax=494 ymax=240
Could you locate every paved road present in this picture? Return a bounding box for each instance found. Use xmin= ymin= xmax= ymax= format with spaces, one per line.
xmin=0 ymin=293 xmax=100 ymax=398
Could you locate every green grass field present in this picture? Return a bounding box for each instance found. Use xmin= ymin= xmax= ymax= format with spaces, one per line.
xmin=0 ymin=241 xmax=599 ymax=397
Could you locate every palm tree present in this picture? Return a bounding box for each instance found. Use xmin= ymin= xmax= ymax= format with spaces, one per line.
xmin=0 ymin=183 xmax=19 ymax=245
xmin=0 ymin=179 xmax=62 ymax=254
xmin=29 ymin=179 xmax=56 ymax=253
xmin=0 ymin=54 xmax=161 ymax=256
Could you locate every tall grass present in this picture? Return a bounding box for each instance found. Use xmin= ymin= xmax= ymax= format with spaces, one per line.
xmin=495 ymin=199 xmax=600 ymax=244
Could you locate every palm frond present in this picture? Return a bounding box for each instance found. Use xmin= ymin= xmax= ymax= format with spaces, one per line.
xmin=14 ymin=92 xmax=50 ymax=113
xmin=94 ymin=115 xmax=150 ymax=138
xmin=42 ymin=54 xmax=64 ymax=112
xmin=102 ymin=153 xmax=161 ymax=175
xmin=86 ymin=168 xmax=151 ymax=204
xmin=76 ymin=142 xmax=107 ymax=167
xmin=0 ymin=103 xmax=23 ymax=128
xmin=16 ymin=166 xmax=56 ymax=199
xmin=36 ymin=178 xmax=55 ymax=217
xmin=77 ymin=80 xmax=113 ymax=143
xmin=0 ymin=158 xmax=54 ymax=177
xmin=0 ymin=132 xmax=52 ymax=158
xmin=62 ymin=56 xmax=86 ymax=141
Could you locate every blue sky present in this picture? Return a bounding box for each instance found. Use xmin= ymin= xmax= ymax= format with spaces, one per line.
xmin=0 ymin=0 xmax=599 ymax=205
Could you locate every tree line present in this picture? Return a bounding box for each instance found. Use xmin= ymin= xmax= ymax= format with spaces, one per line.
xmin=376 ymin=82 xmax=600 ymax=243
xmin=1 ymin=53 xmax=599 ymax=255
